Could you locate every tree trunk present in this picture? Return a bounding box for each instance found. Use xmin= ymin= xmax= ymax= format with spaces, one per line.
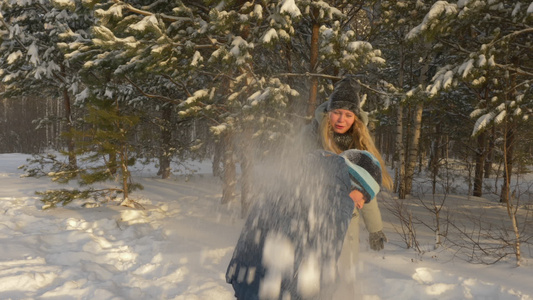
xmin=403 ymin=51 xmax=430 ymax=196
xmin=121 ymin=143 xmax=130 ymax=200
xmin=500 ymin=123 xmax=514 ymax=203
xmin=158 ymin=105 xmax=172 ymax=179
xmin=484 ymin=124 xmax=495 ymax=178
xmin=307 ymin=7 xmax=320 ymax=118
xmin=398 ymin=104 xmax=412 ymax=199
xmin=418 ymin=141 xmax=424 ymax=174
xmin=394 ymin=44 xmax=406 ymax=196
xmin=500 ymin=64 xmax=518 ymax=203
xmin=396 ymin=103 xmax=406 ymax=197
xmin=221 ymin=131 xmax=236 ymax=204
xmin=213 ymin=140 xmax=223 ymax=177
xmin=404 ymin=102 xmax=423 ymax=195
xmin=429 ymin=122 xmax=441 ymax=195
xmin=109 ymin=153 xmax=117 ymax=175
xmin=109 ymin=99 xmax=119 ymax=176
xmin=60 ymin=63 xmax=77 ymax=170
xmin=473 ymin=132 xmax=486 ymax=197
xmin=240 ymin=128 xmax=253 ymax=217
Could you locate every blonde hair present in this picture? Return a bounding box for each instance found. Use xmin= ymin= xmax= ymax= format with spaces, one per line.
xmin=320 ymin=114 xmax=393 ymax=190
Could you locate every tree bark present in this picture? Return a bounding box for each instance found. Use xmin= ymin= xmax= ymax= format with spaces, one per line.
xmin=429 ymin=122 xmax=441 ymax=195
xmin=403 ymin=51 xmax=430 ymax=196
xmin=500 ymin=65 xmax=518 ymax=203
xmin=473 ymin=132 xmax=486 ymax=197
xmin=396 ymin=103 xmax=406 ymax=198
xmin=60 ymin=63 xmax=77 ymax=170
xmin=158 ymin=104 xmax=172 ymax=179
xmin=307 ymin=7 xmax=320 ymax=118
xmin=120 ymin=143 xmax=130 ymax=200
xmin=240 ymin=128 xmax=253 ymax=217
xmin=404 ymin=102 xmax=423 ymax=195
xmin=212 ymin=140 xmax=223 ymax=177
xmin=394 ymin=44 xmax=406 ymax=196
xmin=484 ymin=124 xmax=495 ymax=178
xmin=221 ymin=131 xmax=236 ymax=204
xmin=109 ymin=153 xmax=117 ymax=175
xmin=500 ymin=123 xmax=514 ymax=203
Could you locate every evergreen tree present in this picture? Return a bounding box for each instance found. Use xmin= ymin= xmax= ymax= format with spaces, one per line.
xmin=373 ymin=0 xmax=435 ymax=198
xmin=78 ymin=1 xmax=386 ymax=211
xmin=406 ymin=0 xmax=533 ymax=202
xmin=0 ymin=0 xmax=94 ymax=167
xmin=22 ymin=87 xmax=144 ymax=209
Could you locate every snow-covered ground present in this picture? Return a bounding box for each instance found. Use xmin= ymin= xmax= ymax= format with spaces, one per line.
xmin=1 ymin=153 xmax=532 ymax=299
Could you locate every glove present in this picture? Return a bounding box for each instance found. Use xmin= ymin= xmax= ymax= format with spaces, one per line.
xmin=369 ymin=230 xmax=387 ymax=251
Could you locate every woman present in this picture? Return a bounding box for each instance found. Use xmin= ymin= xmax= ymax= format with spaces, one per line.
xmin=225 ymin=149 xmax=382 ymax=300
xmin=300 ymin=76 xmax=392 ymax=292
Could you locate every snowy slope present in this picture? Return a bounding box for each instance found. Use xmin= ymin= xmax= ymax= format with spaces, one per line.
xmin=0 ymin=153 xmax=532 ymax=300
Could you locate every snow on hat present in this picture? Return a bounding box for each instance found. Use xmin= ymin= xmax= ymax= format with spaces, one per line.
xmin=326 ymin=77 xmax=368 ymax=126
xmin=340 ymin=149 xmax=382 ymax=203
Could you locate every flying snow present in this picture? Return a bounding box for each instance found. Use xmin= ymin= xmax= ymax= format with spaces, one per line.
xmin=259 ymin=232 xmax=295 ymax=299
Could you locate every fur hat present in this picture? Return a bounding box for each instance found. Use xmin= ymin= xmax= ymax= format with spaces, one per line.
xmin=340 ymin=149 xmax=382 ymax=202
xmin=326 ymin=77 xmax=368 ymax=126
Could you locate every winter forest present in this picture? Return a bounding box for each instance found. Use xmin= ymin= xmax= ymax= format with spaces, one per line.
xmin=1 ymin=0 xmax=533 ymax=291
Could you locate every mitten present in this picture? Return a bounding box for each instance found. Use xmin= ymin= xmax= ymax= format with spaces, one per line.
xmin=369 ymin=230 xmax=387 ymax=251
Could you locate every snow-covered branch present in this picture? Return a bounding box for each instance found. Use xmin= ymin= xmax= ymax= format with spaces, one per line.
xmin=278 ymin=72 xmax=393 ymax=96
xmin=111 ymin=0 xmax=192 ymax=23
xmin=437 ymin=38 xmax=471 ymax=54
xmin=488 ymin=27 xmax=533 ymax=49
xmin=278 ymin=72 xmax=340 ymax=80
xmin=0 ymin=18 xmax=27 ymax=51
xmin=162 ymin=75 xmax=192 ymax=98
xmin=124 ymin=76 xmax=181 ymax=105
xmin=494 ymin=64 xmax=533 ymax=77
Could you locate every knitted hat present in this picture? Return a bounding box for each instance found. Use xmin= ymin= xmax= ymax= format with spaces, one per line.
xmin=340 ymin=149 xmax=382 ymax=203
xmin=326 ymin=77 xmax=368 ymax=126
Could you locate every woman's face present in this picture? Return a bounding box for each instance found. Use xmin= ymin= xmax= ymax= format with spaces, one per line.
xmin=329 ymin=109 xmax=356 ymax=134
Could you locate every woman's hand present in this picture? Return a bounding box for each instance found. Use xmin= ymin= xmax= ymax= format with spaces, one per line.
xmin=349 ymin=190 xmax=365 ymax=209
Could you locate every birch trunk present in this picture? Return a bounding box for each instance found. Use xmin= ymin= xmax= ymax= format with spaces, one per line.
xmin=500 ymin=123 xmax=514 ymax=203
xmin=394 ymin=44 xmax=406 ymax=196
xmin=402 ymin=51 xmax=430 ymax=196
xmin=404 ymin=102 xmax=423 ymax=195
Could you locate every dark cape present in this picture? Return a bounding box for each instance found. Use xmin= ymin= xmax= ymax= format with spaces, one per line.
xmin=225 ymin=150 xmax=355 ymax=300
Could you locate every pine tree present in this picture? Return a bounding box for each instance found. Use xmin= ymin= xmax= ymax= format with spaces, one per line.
xmin=406 ymin=0 xmax=533 ymax=202
xmin=23 ymin=92 xmax=144 ymax=209
xmin=29 ymin=1 xmax=388 ymax=213
xmin=0 ymin=0 xmax=94 ymax=167
xmin=373 ymin=0 xmax=435 ymax=198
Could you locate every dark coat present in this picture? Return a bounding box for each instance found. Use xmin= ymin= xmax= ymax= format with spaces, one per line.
xmin=225 ymin=150 xmax=355 ymax=300
xmin=297 ymin=103 xmax=385 ymax=293
xmin=299 ymin=102 xmax=384 ymax=233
